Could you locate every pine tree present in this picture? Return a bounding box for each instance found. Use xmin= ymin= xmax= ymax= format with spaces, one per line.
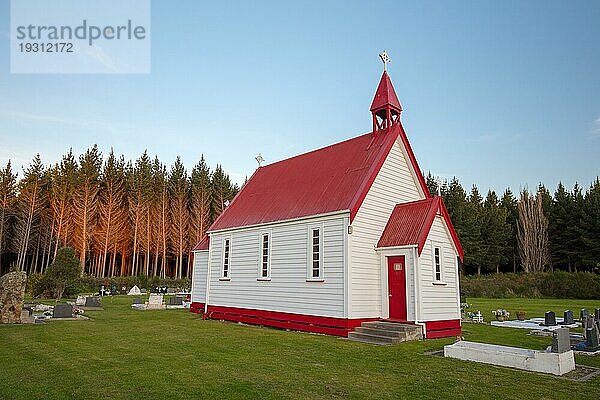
xmin=481 ymin=190 xmax=511 ymax=273
xmin=210 ymin=164 xmax=237 ymax=220
xmin=500 ymin=188 xmax=519 ymax=272
xmin=190 ymin=155 xmax=212 ymax=250
xmin=466 ymin=185 xmax=484 ymax=274
xmin=582 ymin=178 xmax=600 ymax=269
xmin=442 ymin=177 xmax=468 ymax=275
xmin=425 ymin=172 xmax=438 ymax=197
xmin=97 ymin=150 xmax=127 ymax=277
xmin=549 ymin=183 xmax=573 ymax=270
xmin=13 ymin=155 xmax=47 ymax=273
xmin=0 ymin=161 xmax=17 ymax=271
xmin=169 ymin=157 xmax=189 ymax=278
xmin=50 ymin=150 xmax=78 ymax=261
xmin=151 ymin=157 xmax=169 ymax=278
xmin=72 ymin=146 xmax=102 ymax=273
xmin=128 ymin=152 xmax=152 ymax=276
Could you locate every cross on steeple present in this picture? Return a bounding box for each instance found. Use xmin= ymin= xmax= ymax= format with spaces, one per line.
xmin=379 ymin=50 xmax=391 ymax=71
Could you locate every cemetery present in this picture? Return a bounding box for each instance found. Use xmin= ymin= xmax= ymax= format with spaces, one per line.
xmin=1 ymin=287 xmax=600 ymax=399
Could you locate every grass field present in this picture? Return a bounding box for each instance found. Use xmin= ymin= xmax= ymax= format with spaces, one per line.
xmin=1 ymin=296 xmax=599 ymax=399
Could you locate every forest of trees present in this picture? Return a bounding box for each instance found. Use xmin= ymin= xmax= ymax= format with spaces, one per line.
xmin=1 ymin=145 xmax=598 ymax=279
xmin=0 ymin=146 xmax=238 ymax=278
xmin=425 ymin=173 xmax=600 ymax=275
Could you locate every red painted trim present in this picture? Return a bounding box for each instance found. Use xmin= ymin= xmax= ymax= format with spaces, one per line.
xmin=200 ymin=305 xmax=376 ymax=337
xmin=423 ymin=319 xmax=462 ymax=339
xmin=416 ymin=197 xmax=440 ymax=255
xmin=349 ymin=125 xmax=401 ymax=221
xmin=190 ymin=302 xmax=205 ymax=314
xmin=397 ymin=124 xmax=431 ymax=200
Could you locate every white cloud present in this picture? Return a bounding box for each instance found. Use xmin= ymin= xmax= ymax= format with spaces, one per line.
xmin=592 ymin=116 xmax=600 ymax=137
xmin=0 ymin=109 xmax=114 ymax=131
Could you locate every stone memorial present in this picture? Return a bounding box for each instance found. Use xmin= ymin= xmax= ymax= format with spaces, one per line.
xmin=0 ymin=271 xmax=27 ymax=324
xmin=580 ymin=308 xmax=589 ymax=322
xmin=84 ymin=297 xmax=102 ymax=308
xmin=595 ymin=309 xmax=600 ymax=322
xmin=563 ymin=310 xmax=574 ymax=325
xmin=167 ymin=288 xmax=176 ymax=294
xmin=20 ymin=308 xmax=34 ymax=324
xmin=585 ymin=325 xmax=600 ymax=350
xmin=146 ymin=293 xmax=165 ymax=310
xmin=132 ymin=298 xmax=143 ymax=305
xmin=544 ymin=311 xmax=557 ymax=326
xmin=53 ymin=304 xmax=73 ymax=319
xmin=75 ymin=295 xmax=86 ymax=306
xmin=168 ymin=296 xmax=183 ymax=306
xmin=551 ymin=328 xmax=571 ymax=353
xmin=127 ymin=285 xmax=141 ymax=296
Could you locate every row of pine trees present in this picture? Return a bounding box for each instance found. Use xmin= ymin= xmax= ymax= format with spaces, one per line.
xmin=425 ymin=173 xmax=600 ymax=275
xmin=0 ymin=146 xmax=238 ymax=278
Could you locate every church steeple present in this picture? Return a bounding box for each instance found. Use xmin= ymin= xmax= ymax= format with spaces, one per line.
xmin=370 ymin=51 xmax=402 ymax=133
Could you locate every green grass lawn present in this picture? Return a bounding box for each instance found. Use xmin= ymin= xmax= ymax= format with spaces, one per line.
xmin=0 ymin=297 xmax=599 ymax=399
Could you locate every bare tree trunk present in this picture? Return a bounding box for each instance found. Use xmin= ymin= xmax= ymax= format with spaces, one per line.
xmin=517 ymin=191 xmax=550 ymax=273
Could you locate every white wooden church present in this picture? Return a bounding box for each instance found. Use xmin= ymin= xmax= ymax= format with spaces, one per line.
xmin=191 ymin=58 xmax=464 ymax=340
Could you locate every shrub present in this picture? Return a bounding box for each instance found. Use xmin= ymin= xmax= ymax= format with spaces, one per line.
xmin=25 ymin=273 xmax=44 ymax=297
xmin=41 ymin=247 xmax=80 ymax=301
xmin=460 ymin=272 xmax=600 ymax=299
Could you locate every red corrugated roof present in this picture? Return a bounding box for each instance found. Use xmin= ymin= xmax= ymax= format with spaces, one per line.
xmin=370 ymin=71 xmax=402 ymax=112
xmin=377 ymin=197 xmax=464 ymax=261
xmin=192 ymin=235 xmax=209 ymax=251
xmin=207 ymin=122 xmax=430 ymax=232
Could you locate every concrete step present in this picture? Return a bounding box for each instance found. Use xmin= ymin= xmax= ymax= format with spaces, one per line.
xmin=362 ymin=321 xmax=420 ymax=332
xmin=353 ymin=326 xmax=407 ymax=339
xmin=347 ymin=331 xmax=398 ymax=345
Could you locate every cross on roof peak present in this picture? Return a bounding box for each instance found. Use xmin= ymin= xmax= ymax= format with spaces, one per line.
xmin=379 ymin=51 xmax=391 ymax=71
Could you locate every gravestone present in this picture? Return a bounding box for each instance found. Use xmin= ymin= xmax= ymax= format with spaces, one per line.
xmin=580 ymin=309 xmax=589 ymax=321
xmin=20 ymin=308 xmax=34 ymax=324
xmin=563 ymin=310 xmax=574 ymax=325
xmin=595 ymin=309 xmax=600 ymax=322
xmin=99 ymin=285 xmax=108 ymax=296
xmin=132 ymin=298 xmax=143 ymax=305
xmin=0 ymin=271 xmax=27 ymax=324
xmin=146 ymin=293 xmax=164 ymax=310
xmin=53 ymin=304 xmax=73 ymax=319
xmin=585 ymin=325 xmax=600 ymax=349
xmin=84 ymin=297 xmax=102 ymax=308
xmin=551 ymin=328 xmax=571 ymax=353
xmin=75 ymin=295 xmax=86 ymax=306
xmin=168 ymin=296 xmax=183 ymax=306
xmin=166 ymin=287 xmax=176 ymax=294
xmin=544 ymin=311 xmax=557 ymax=326
xmin=127 ymin=285 xmax=141 ymax=296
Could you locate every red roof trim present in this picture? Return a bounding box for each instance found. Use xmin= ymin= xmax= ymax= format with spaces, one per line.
xmin=416 ymin=197 xmax=440 ymax=253
xmin=397 ymin=123 xmax=431 ymax=199
xmin=192 ymin=235 xmax=210 ymax=251
xmin=349 ymin=125 xmax=400 ymax=221
xmin=377 ymin=196 xmax=463 ymax=262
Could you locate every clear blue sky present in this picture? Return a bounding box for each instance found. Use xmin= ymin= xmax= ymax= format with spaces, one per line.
xmin=1 ymin=0 xmax=599 ymax=195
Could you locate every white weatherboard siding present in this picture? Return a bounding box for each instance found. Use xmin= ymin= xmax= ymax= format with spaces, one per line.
xmin=191 ymin=251 xmax=208 ymax=303
xmin=206 ymin=214 xmax=347 ymax=318
xmin=418 ymin=215 xmax=460 ymax=321
xmin=349 ymin=138 xmax=425 ymax=319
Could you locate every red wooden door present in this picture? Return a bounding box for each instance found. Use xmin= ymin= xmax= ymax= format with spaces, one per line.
xmin=387 ymin=256 xmax=407 ymax=320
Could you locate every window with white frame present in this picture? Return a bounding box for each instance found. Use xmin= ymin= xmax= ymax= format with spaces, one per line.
xmin=222 ymin=238 xmax=230 ymax=278
xmin=259 ymin=232 xmax=270 ymax=279
xmin=308 ymin=226 xmax=323 ymax=280
xmin=433 ymin=245 xmax=442 ymax=281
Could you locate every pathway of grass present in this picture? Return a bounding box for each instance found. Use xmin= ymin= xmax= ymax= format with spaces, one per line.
xmin=0 ymin=296 xmax=598 ymax=399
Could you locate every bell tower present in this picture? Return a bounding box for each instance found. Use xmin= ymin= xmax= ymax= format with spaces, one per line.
xmin=370 ymin=51 xmax=402 ymax=133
